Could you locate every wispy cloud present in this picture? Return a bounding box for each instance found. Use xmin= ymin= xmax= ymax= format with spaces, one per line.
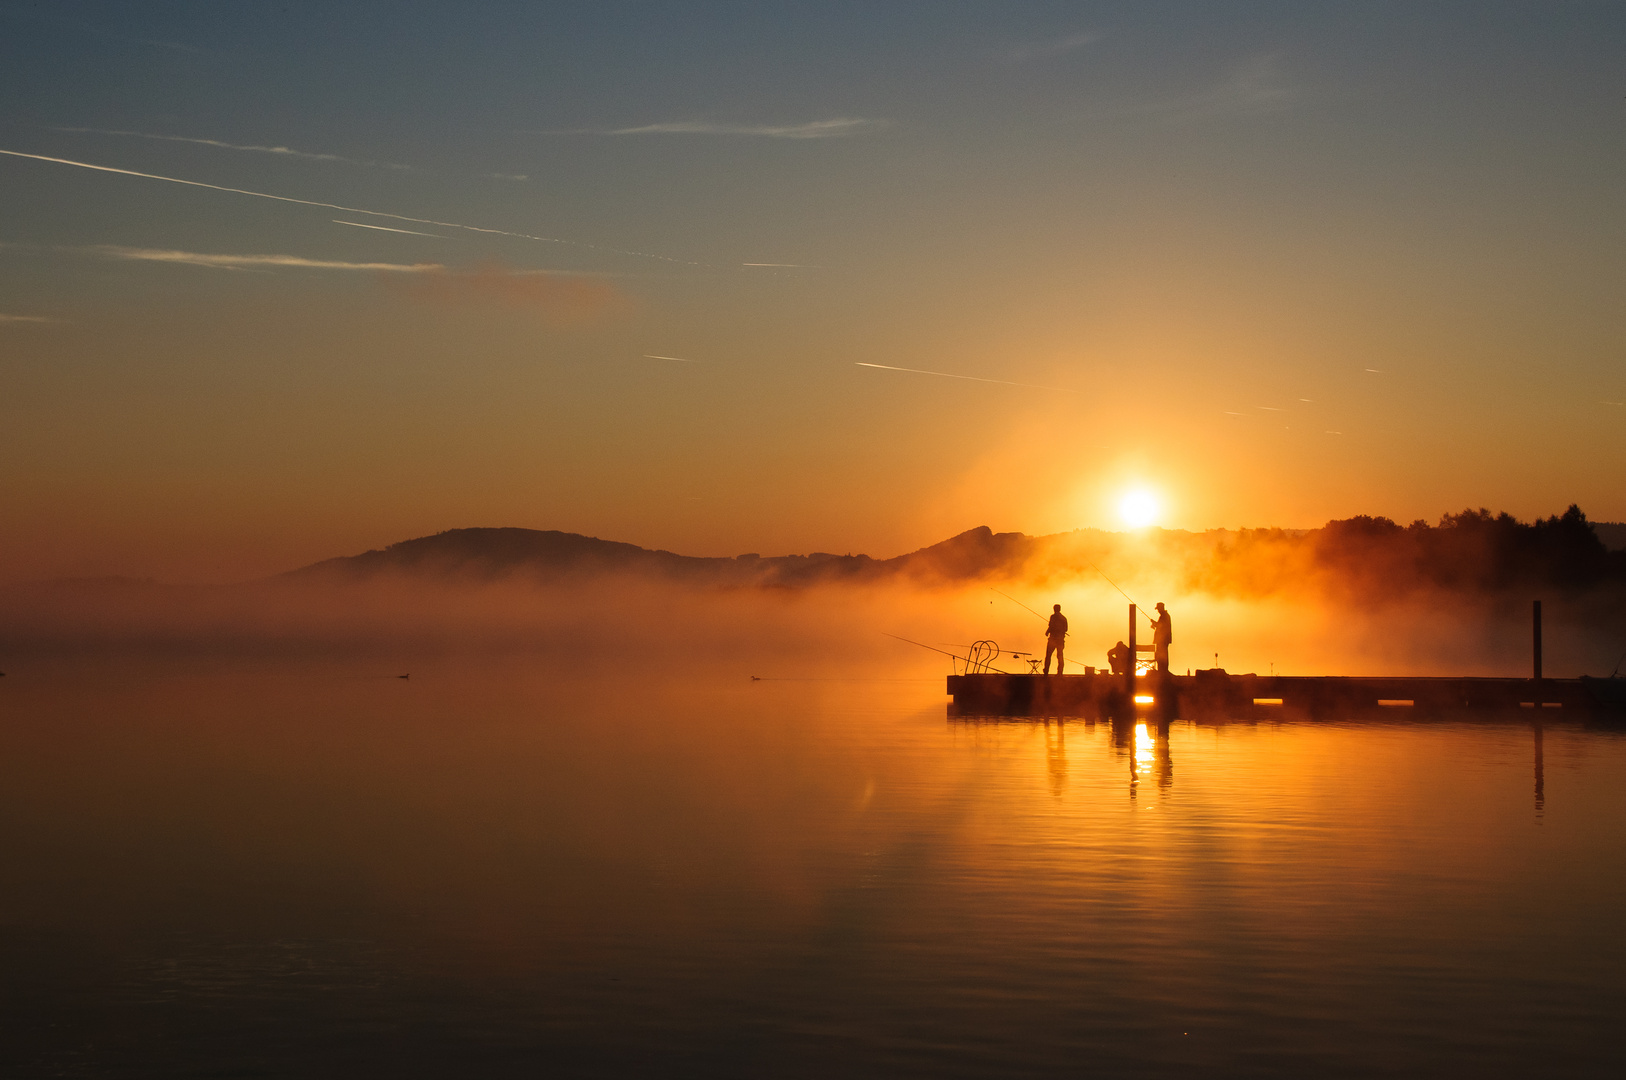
xmin=856 ymin=362 xmax=1073 ymax=392
xmin=1004 ymin=32 xmax=1101 ymax=62
xmin=0 ymin=313 xmax=58 ymax=323
xmin=0 ymin=149 xmax=699 ymax=266
xmin=52 ymin=127 xmax=413 ymax=170
xmin=333 ymin=219 xmax=444 ymax=238
xmin=1122 ymin=54 xmax=1296 ymax=122
xmin=543 ymin=118 xmax=887 ymax=139
xmin=87 ymin=246 xmax=444 ymax=272
xmin=80 ymin=246 xmax=624 ymax=319
xmin=486 ymin=172 xmax=528 ymax=181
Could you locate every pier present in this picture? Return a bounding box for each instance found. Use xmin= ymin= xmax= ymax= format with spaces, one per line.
xmin=947 ymin=600 xmax=1624 ymax=719
xmin=946 ymin=670 xmax=1619 ymax=718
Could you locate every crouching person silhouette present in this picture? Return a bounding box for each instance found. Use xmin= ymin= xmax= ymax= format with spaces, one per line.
xmin=1107 ymin=640 xmax=1131 ymax=676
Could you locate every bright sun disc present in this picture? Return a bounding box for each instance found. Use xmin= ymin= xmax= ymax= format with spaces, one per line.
xmin=1119 ymin=488 xmax=1160 ymax=528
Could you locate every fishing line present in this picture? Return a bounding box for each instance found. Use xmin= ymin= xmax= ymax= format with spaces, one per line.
xmin=942 ymin=642 xmax=1035 ymax=657
xmin=1084 ymin=561 xmax=1161 ymax=625
xmin=989 ymin=588 xmax=1046 ymax=622
xmin=994 ymin=576 xmax=1153 ymax=630
xmin=882 ymin=632 xmax=1011 ymax=675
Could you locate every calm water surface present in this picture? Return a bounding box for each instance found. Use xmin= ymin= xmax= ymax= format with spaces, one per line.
xmin=2 ymin=657 xmax=1623 ymax=1077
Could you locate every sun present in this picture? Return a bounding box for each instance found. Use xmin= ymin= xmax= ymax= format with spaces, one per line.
xmin=1118 ymin=488 xmax=1161 ymax=528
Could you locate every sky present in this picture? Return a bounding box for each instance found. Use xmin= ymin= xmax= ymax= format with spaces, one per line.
xmin=1 ymin=0 xmax=1623 ymax=584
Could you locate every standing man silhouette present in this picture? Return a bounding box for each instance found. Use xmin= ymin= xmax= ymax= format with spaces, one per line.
xmin=1150 ymin=602 xmax=1173 ymax=674
xmin=1044 ymin=604 xmax=1068 ymax=675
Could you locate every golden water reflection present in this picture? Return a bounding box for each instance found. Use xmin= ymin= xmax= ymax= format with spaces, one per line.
xmin=0 ymin=660 xmax=1620 ymax=1077
xmin=1134 ymin=721 xmax=1155 ymax=768
xmin=1129 ymin=718 xmax=1173 ymax=793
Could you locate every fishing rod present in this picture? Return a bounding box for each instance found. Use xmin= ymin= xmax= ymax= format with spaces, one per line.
xmin=995 ymin=576 xmax=1155 ymax=630
xmin=882 ymin=632 xmax=1012 ymax=675
xmin=1083 ymin=561 xmax=1165 ymax=627
xmin=989 ymin=588 xmax=1046 ymax=622
xmin=1085 ymin=560 xmax=1138 ymax=610
xmin=940 ymin=642 xmax=1035 ymax=658
xmin=999 ymin=566 xmax=1154 ymax=627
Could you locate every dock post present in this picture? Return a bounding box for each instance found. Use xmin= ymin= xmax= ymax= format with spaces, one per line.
xmin=1126 ymin=603 xmax=1137 ymax=707
xmin=1532 ymin=600 xmax=1542 ymax=681
xmin=1532 ymin=599 xmax=1543 ymax=705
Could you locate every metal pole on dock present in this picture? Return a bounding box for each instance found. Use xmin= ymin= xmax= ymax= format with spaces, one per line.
xmin=1127 ymin=603 xmax=1137 ymax=705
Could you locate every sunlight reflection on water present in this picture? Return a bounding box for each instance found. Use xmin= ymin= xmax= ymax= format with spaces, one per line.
xmin=0 ymin=658 xmax=1623 ymax=1077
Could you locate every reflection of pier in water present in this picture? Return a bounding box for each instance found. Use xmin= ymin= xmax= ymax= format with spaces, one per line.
xmin=953 ymin=712 xmax=1554 ymax=808
xmin=1130 ymin=717 xmax=1172 ymax=795
xmin=952 ymin=713 xmax=1175 ymax=797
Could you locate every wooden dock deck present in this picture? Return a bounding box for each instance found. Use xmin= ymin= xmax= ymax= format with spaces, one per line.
xmin=947 ymin=671 xmax=1624 ymax=719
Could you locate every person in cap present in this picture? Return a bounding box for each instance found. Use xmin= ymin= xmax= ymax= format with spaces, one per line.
xmin=1149 ymin=602 xmax=1173 ymax=674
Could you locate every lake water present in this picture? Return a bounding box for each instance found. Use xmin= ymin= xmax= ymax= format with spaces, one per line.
xmin=2 ymin=657 xmax=1623 ymax=1077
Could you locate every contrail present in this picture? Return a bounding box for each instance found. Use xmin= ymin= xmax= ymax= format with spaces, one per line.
xmin=643 ymin=354 xmax=699 ymax=362
xmin=538 ymin=118 xmax=887 ymax=139
xmin=0 ymin=148 xmax=697 ymax=266
xmin=855 ymin=361 xmax=1073 ymax=392
xmin=88 ymin=246 xmax=444 ymax=272
xmin=52 ymin=127 xmax=414 ymax=170
xmin=333 ymin=219 xmax=443 ymax=237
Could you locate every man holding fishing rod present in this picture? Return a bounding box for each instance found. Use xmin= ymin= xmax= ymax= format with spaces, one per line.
xmin=1044 ymin=604 xmax=1068 ymax=675
xmin=1149 ymin=602 xmax=1172 ymax=674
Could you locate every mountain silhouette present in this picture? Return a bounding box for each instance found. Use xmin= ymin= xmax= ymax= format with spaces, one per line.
xmin=280 ymin=525 xmax=1034 ymax=587
xmin=277 ymin=508 xmax=1626 ymax=597
xmin=10 ymin=511 xmax=1621 ymax=598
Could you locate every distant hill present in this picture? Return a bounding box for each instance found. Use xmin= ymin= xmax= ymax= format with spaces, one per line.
xmin=280 ymin=525 xmax=1037 ymax=587
xmin=12 ymin=508 xmax=1616 ymax=599
xmin=273 ymin=507 xmax=1619 ymax=598
xmin=277 ymin=506 xmax=1626 ymax=598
